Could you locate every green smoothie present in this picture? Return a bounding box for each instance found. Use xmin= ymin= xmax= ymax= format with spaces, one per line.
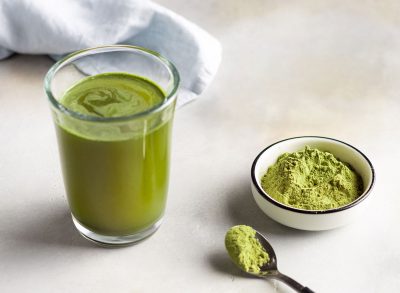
xmin=55 ymin=72 xmax=173 ymax=236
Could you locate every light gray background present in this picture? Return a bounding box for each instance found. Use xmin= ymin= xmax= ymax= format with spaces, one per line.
xmin=1 ymin=1 xmax=399 ymax=292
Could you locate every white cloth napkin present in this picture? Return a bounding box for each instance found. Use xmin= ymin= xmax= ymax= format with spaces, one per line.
xmin=0 ymin=0 xmax=222 ymax=106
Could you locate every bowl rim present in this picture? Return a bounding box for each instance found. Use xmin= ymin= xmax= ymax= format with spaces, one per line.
xmin=251 ymin=136 xmax=375 ymax=215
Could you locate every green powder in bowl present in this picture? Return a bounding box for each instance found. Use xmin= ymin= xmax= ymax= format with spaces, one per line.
xmin=261 ymin=146 xmax=363 ymax=210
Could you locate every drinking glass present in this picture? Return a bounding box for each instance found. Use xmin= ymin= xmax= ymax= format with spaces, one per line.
xmin=44 ymin=45 xmax=179 ymax=246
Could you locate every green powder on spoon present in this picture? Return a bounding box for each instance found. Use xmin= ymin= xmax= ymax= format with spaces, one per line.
xmin=225 ymin=225 xmax=270 ymax=274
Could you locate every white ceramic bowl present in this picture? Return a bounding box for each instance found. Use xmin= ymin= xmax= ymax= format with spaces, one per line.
xmin=251 ymin=136 xmax=375 ymax=231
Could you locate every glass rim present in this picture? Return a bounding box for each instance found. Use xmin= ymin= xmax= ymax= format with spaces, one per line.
xmin=44 ymin=45 xmax=180 ymax=122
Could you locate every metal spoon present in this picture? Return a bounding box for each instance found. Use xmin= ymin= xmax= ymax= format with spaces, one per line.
xmin=234 ymin=230 xmax=315 ymax=292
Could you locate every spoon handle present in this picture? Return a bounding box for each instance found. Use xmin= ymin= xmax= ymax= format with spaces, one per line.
xmin=270 ymin=272 xmax=315 ymax=293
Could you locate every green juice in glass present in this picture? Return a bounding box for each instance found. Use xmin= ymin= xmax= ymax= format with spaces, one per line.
xmin=55 ymin=72 xmax=172 ymax=236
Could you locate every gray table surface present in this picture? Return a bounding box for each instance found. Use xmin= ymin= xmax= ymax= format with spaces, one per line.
xmin=1 ymin=1 xmax=399 ymax=292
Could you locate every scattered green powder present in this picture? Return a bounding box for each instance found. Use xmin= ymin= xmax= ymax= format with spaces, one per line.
xmin=225 ymin=225 xmax=270 ymax=274
xmin=261 ymin=146 xmax=363 ymax=210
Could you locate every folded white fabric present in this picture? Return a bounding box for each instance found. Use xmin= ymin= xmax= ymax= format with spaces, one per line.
xmin=0 ymin=0 xmax=222 ymax=106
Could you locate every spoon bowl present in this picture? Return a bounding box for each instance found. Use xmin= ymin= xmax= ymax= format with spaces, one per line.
xmin=235 ymin=230 xmax=314 ymax=293
xmin=255 ymin=232 xmax=279 ymax=274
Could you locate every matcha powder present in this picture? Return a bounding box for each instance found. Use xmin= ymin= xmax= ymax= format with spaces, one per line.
xmin=225 ymin=225 xmax=270 ymax=274
xmin=261 ymin=146 xmax=363 ymax=210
